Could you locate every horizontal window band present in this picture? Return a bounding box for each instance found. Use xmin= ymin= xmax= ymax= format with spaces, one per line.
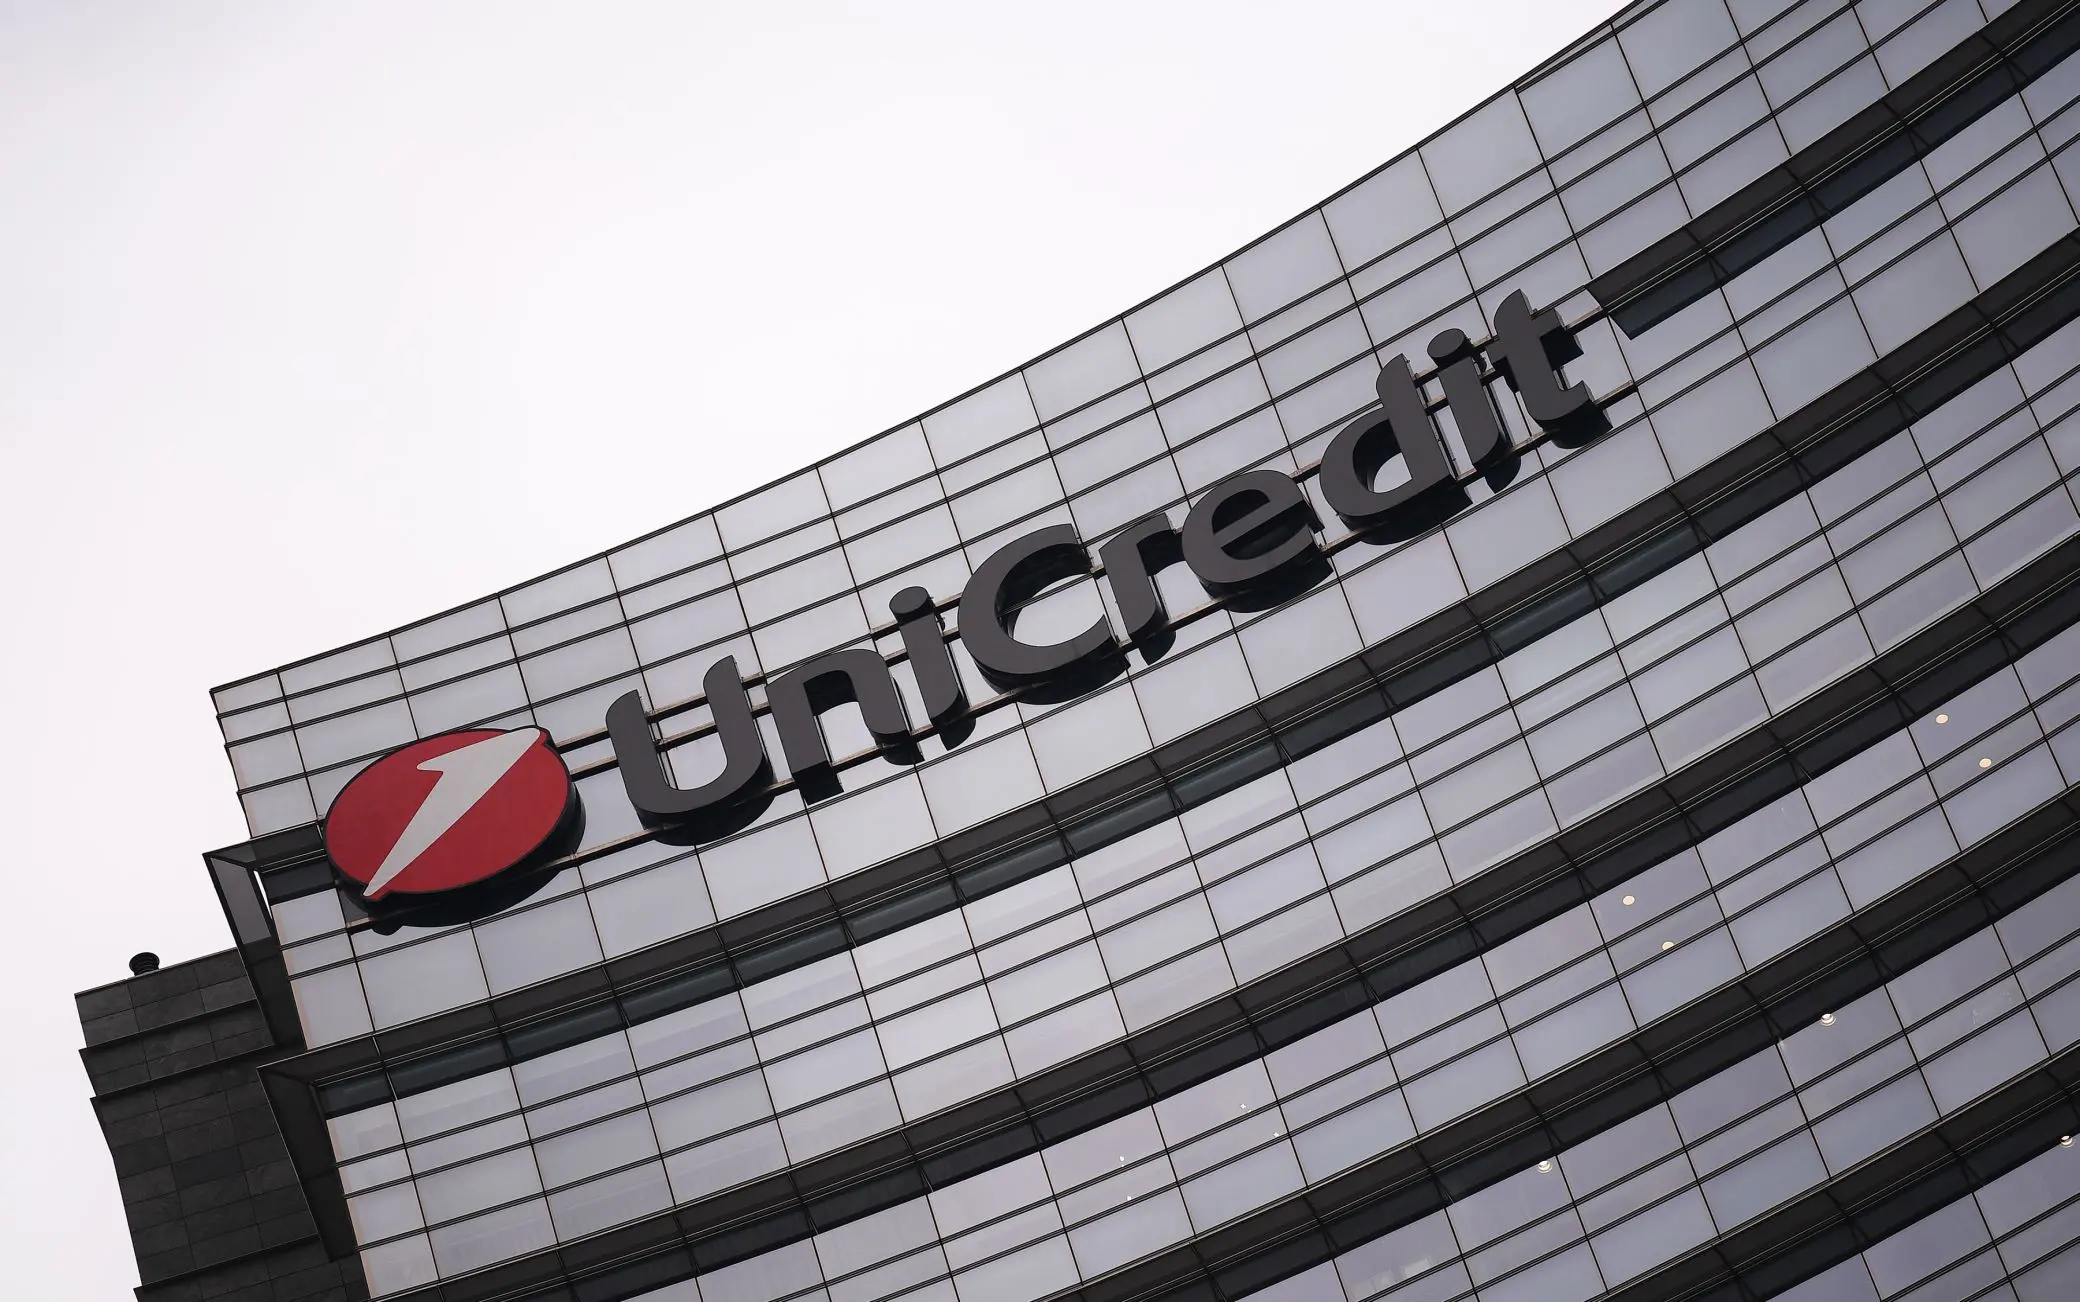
xmin=264 ymin=228 xmax=2080 ymax=1104
xmin=312 ymin=666 xmax=2080 ymax=1256
xmin=381 ymin=766 xmax=2080 ymax=1302
xmin=1600 ymin=1066 xmax=2080 ymax=1302
xmin=1170 ymin=1058 xmax=2080 ymax=1302
xmin=355 ymin=850 xmax=2080 ymax=1301
xmin=329 ymin=691 xmax=2080 ymax=1265
xmin=1589 ymin=0 xmax=2080 ymax=337
xmin=289 ymin=528 xmax=2080 ymax=1285
xmin=1000 ymin=808 xmax=2080 ymax=1302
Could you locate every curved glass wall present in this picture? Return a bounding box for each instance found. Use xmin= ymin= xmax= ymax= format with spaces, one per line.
xmin=197 ymin=1 xmax=2080 ymax=1300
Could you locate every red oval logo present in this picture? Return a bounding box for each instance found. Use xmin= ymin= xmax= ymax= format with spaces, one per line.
xmin=324 ymin=728 xmax=574 ymax=900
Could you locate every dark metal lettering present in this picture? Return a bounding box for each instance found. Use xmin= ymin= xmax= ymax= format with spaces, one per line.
xmin=1319 ymin=356 xmax=1462 ymax=536
xmin=608 ymin=656 xmax=768 ymax=825
xmin=1427 ymin=327 xmax=1509 ymax=471
xmin=890 ymin=586 xmax=966 ymax=724
xmin=1180 ymin=470 xmax=1320 ymax=595
xmin=1097 ymin=511 xmax=1183 ymax=643
xmin=958 ymin=524 xmax=1118 ymax=689
xmin=768 ymin=648 xmax=914 ymax=785
xmin=1492 ymin=289 xmax=1606 ymax=444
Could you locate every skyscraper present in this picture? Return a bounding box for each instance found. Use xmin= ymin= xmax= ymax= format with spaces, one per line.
xmin=81 ymin=2 xmax=2080 ymax=1300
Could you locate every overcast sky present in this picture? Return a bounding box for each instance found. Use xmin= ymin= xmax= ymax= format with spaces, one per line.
xmin=0 ymin=2 xmax=1620 ymax=1292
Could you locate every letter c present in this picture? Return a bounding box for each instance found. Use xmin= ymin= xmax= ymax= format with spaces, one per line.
xmin=958 ymin=524 xmax=1118 ymax=690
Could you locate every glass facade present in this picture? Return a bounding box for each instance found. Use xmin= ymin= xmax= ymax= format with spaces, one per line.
xmin=190 ymin=2 xmax=2080 ymax=1300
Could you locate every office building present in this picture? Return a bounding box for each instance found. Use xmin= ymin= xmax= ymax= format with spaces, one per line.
xmin=81 ymin=1 xmax=2080 ymax=1299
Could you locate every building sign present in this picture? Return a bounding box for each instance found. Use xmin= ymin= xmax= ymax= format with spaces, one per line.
xmin=607 ymin=289 xmax=1607 ymax=827
xmin=323 ymin=728 xmax=575 ymax=900
xmin=327 ymin=288 xmax=1606 ymax=891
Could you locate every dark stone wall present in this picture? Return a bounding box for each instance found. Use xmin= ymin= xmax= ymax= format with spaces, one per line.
xmin=77 ymin=951 xmax=368 ymax=1302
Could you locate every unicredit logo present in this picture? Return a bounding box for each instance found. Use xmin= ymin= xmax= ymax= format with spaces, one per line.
xmin=324 ymin=728 xmax=575 ymax=900
xmin=319 ymin=285 xmax=1607 ymax=872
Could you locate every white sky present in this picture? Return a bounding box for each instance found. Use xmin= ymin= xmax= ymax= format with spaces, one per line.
xmin=0 ymin=2 xmax=1620 ymax=1292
